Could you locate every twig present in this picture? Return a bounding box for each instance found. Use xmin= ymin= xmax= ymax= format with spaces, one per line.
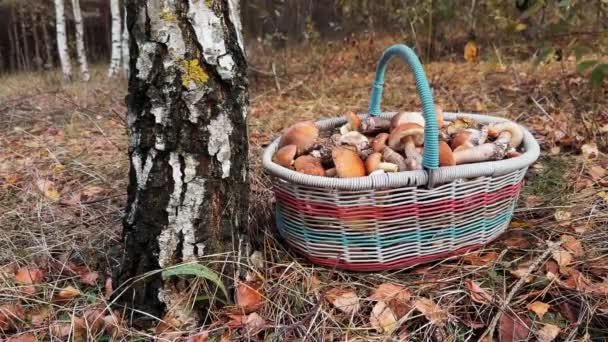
xmin=479 ymin=240 xmax=561 ymax=342
xmin=529 ymin=96 xmax=555 ymax=122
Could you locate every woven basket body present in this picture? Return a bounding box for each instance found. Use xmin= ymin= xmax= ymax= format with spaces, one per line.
xmin=262 ymin=45 xmax=540 ymax=271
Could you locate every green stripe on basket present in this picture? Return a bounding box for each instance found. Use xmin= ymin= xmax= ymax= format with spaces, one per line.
xmin=276 ymin=208 xmax=513 ymax=248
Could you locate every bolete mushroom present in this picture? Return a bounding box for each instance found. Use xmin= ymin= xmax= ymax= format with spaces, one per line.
xmin=279 ymin=121 xmax=319 ymax=156
xmin=372 ymin=133 xmax=389 ymax=153
xmin=365 ymin=152 xmax=398 ymax=175
xmin=488 ymin=122 xmax=524 ymax=149
xmin=391 ymin=112 xmax=425 ymax=130
xmin=294 ymin=155 xmax=325 ymax=176
xmin=339 ymin=131 xmax=374 ymax=160
xmin=273 ymin=144 xmax=297 ymax=168
xmin=438 ymin=141 xmax=455 ymax=166
xmin=339 ymin=112 xmax=362 ymax=135
xmin=332 ymin=147 xmax=366 ymax=178
xmin=382 ymin=147 xmax=408 ymax=171
xmin=388 ymin=123 xmax=424 ymax=170
xmin=310 ymin=133 xmax=341 ymax=165
xmin=453 ymin=142 xmax=506 ymax=165
xmin=451 ymin=128 xmax=483 ymax=150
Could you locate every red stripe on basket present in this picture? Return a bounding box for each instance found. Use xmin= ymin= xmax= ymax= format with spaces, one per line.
xmin=297 ymin=243 xmax=486 ymax=272
xmin=275 ymin=182 xmax=522 ymax=220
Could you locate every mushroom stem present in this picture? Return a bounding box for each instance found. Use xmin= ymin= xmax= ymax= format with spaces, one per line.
xmin=488 ymin=122 xmax=523 ymax=148
xmin=404 ymin=137 xmax=422 ymax=165
xmin=378 ymin=162 xmax=399 ymax=172
xmin=382 ymin=147 xmax=408 ymax=171
xmin=453 ymin=143 xmax=506 ymax=165
xmin=360 ymin=117 xmax=390 ymax=133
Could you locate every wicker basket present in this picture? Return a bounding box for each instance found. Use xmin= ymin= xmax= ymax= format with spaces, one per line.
xmin=262 ymin=44 xmax=540 ymax=271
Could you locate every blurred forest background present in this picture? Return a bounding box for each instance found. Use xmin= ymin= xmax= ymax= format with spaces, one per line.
xmin=1 ymin=0 xmax=607 ymax=74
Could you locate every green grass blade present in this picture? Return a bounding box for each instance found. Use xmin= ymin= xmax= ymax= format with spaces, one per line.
xmin=161 ymin=263 xmax=229 ymax=300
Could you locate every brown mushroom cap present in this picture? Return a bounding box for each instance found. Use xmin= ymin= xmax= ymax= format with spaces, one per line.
xmin=294 ymin=155 xmax=325 ymax=176
xmin=438 ymin=141 xmax=455 ymax=166
xmin=487 ymin=122 xmax=524 ymax=148
xmin=388 ymin=123 xmax=424 ymax=150
xmin=332 ymin=147 xmax=366 ymax=178
xmin=372 ymin=133 xmax=389 ymax=153
xmin=274 ymin=144 xmax=297 ymax=168
xmin=391 ymin=112 xmax=425 ymax=129
xmin=365 ymin=152 xmax=382 ymax=175
xmin=279 ymin=121 xmax=319 ymax=156
xmin=346 ymin=112 xmax=361 ymax=132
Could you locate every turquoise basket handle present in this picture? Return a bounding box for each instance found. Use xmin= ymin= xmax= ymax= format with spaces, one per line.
xmin=368 ymin=44 xmax=439 ymax=171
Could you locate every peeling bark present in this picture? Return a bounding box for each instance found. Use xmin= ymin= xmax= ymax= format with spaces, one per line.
xmin=54 ymin=0 xmax=72 ymax=81
xmin=115 ymin=0 xmax=249 ymax=317
xmin=107 ymin=0 xmax=122 ymax=78
xmin=72 ymin=0 xmax=90 ymax=82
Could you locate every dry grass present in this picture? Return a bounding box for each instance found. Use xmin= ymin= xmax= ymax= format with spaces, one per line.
xmin=1 ymin=37 xmax=608 ymax=340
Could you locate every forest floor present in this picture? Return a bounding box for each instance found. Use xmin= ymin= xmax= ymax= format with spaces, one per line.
xmin=1 ymin=36 xmax=608 ymax=341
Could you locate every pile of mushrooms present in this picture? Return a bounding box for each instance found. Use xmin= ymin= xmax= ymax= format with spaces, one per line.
xmin=273 ymin=108 xmax=524 ymax=178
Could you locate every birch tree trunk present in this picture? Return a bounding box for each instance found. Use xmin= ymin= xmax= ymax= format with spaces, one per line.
xmin=107 ymin=0 xmax=122 ymax=78
xmin=115 ymin=0 xmax=249 ymax=317
xmin=54 ymin=0 xmax=72 ymax=81
xmin=121 ymin=10 xmax=129 ymax=76
xmin=31 ymin=10 xmax=43 ymax=70
xmin=71 ymin=0 xmax=90 ymax=82
xmin=18 ymin=4 xmax=31 ymax=71
xmin=41 ymin=10 xmax=54 ymax=69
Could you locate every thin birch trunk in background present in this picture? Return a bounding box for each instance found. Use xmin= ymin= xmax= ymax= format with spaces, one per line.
xmin=31 ymin=10 xmax=43 ymax=70
xmin=121 ymin=10 xmax=129 ymax=76
xmin=18 ymin=4 xmax=31 ymax=70
xmin=54 ymin=0 xmax=72 ymax=81
xmin=107 ymin=0 xmax=122 ymax=78
xmin=41 ymin=8 xmax=54 ymax=69
xmin=71 ymin=0 xmax=90 ymax=82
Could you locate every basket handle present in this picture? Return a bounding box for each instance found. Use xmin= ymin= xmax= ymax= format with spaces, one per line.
xmin=368 ymin=44 xmax=439 ymax=171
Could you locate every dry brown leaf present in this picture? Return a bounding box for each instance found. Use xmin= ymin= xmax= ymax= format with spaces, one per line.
xmin=79 ymin=271 xmax=100 ymax=286
xmin=155 ymin=314 xmax=182 ymax=336
xmin=5 ymin=333 xmax=37 ymax=342
xmin=325 ymin=288 xmax=360 ymax=314
xmin=552 ymin=248 xmax=573 ymax=267
xmin=545 ymin=260 xmax=559 ymax=280
xmin=57 ymin=285 xmax=81 ymax=300
xmin=0 ymin=303 xmax=25 ymax=331
xmin=226 ymin=314 xmax=248 ymax=329
xmin=185 ymin=332 xmax=209 ymax=342
xmin=499 ymin=313 xmax=532 ymax=342
xmin=413 ymin=298 xmax=447 ymax=326
xmin=466 ymin=280 xmax=493 ymax=304
xmin=30 ymin=306 xmax=52 ymax=326
xmin=370 ymin=301 xmax=398 ymax=333
xmin=554 ymin=210 xmax=572 ymax=222
xmin=463 ymin=252 xmax=498 ymax=266
xmin=245 ymin=312 xmax=266 ymax=334
xmin=581 ymin=143 xmax=598 ymax=159
xmin=510 ymin=262 xmax=534 ymax=283
xmin=527 ymin=301 xmax=550 ymax=320
xmin=36 ymin=179 xmax=60 ymax=201
xmin=103 ymin=311 xmax=125 ymax=338
xmin=235 ymin=281 xmax=263 ymax=314
xmin=589 ymin=165 xmax=607 ymax=180
xmin=50 ymin=316 xmax=86 ymax=340
xmin=83 ymin=309 xmax=106 ymax=335
xmin=369 ymin=283 xmax=411 ymax=303
xmin=538 ymin=324 xmax=561 ymax=342
xmin=14 ymin=267 xmax=45 ymax=295
xmin=104 ymin=277 xmax=113 ymax=298
xmin=560 ymin=235 xmax=584 ymax=257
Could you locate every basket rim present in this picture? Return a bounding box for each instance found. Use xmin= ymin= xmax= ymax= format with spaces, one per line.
xmin=262 ymin=111 xmax=541 ymax=190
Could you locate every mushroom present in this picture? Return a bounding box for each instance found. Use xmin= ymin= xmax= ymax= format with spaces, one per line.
xmin=451 ymin=128 xmax=483 ymax=150
xmin=446 ymin=116 xmax=479 ymax=135
xmin=273 ymin=144 xmax=297 ymax=168
xmin=339 ymin=112 xmax=361 ymax=135
xmin=391 ymin=112 xmax=425 ymax=129
xmin=325 ymin=168 xmax=337 ymax=177
xmin=339 ymin=131 xmax=374 ymax=159
xmin=360 ymin=116 xmax=391 ymax=134
xmin=372 ymin=133 xmax=389 ymax=153
xmin=388 ymin=123 xmax=424 ymax=170
xmin=369 ymin=169 xmax=386 ymax=176
xmin=310 ymin=133 xmax=341 ymax=165
xmin=453 ymin=143 xmax=507 ymax=165
xmin=294 ymin=155 xmax=325 ymax=176
xmin=487 ymin=122 xmax=523 ymax=149
xmin=365 ymin=152 xmax=398 ymax=174
xmin=332 ymin=147 xmax=366 ymax=178
xmin=438 ymin=141 xmax=455 ymax=166
xmin=382 ymin=147 xmax=408 ymax=171
xmin=279 ymin=121 xmax=319 ymax=156
xmin=435 ymin=104 xmax=445 ymax=128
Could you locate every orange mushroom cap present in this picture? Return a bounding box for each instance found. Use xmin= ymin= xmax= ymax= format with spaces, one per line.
xmin=274 ymin=144 xmax=297 ymax=168
xmin=388 ymin=123 xmax=424 ymax=150
xmin=438 ymin=141 xmax=455 ymax=166
xmin=332 ymin=147 xmax=366 ymax=178
xmin=279 ymin=121 xmax=319 ymax=156
xmin=372 ymin=133 xmax=389 ymax=153
xmin=294 ymin=155 xmax=325 ymax=176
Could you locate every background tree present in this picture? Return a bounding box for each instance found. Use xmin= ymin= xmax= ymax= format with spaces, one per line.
xmin=71 ymin=0 xmax=90 ymax=82
xmin=53 ymin=0 xmax=72 ymax=81
xmin=107 ymin=0 xmax=122 ymax=78
xmin=121 ymin=8 xmax=129 ymax=76
xmin=115 ymin=0 xmax=249 ymax=316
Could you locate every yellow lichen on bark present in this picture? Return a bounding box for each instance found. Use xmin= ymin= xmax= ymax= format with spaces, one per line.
xmin=181 ymin=59 xmax=209 ymax=88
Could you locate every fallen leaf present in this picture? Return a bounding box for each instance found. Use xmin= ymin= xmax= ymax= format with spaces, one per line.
xmin=552 ymin=248 xmax=573 ymax=267
xmin=560 ymin=235 xmax=584 ymax=257
xmin=226 ymin=314 xmax=248 ymax=329
xmin=14 ymin=267 xmax=45 ymax=295
xmin=307 ymin=275 xmax=322 ymax=294
xmin=79 ymin=271 xmax=100 ymax=286
xmin=235 ymin=281 xmax=263 ymax=314
xmin=538 ymin=324 xmax=561 ymax=342
xmin=81 ymin=186 xmax=105 ymax=200
xmin=104 ymin=277 xmax=113 ymax=298
xmin=413 ymin=298 xmax=447 ymax=326
xmin=581 ymin=143 xmax=598 ymax=159
xmin=30 ymin=306 xmax=52 ymax=326
xmin=369 ymin=283 xmax=411 ymax=303
xmin=463 ymin=252 xmax=498 ymax=266
xmin=248 ymin=251 xmax=265 ymax=269
xmin=499 ymin=313 xmax=532 ymax=342
xmin=554 ymin=210 xmax=572 ymax=222
xmin=36 ymin=179 xmax=60 ymax=201
xmin=57 ymin=285 xmax=81 ymax=300
xmin=545 ymin=260 xmax=559 ymax=280
xmin=325 ymin=288 xmax=360 ymax=314
xmin=185 ymin=332 xmax=209 ymax=342
xmin=245 ymin=312 xmax=266 ymax=334
xmin=527 ymin=301 xmax=550 ymax=320
xmin=0 ymin=303 xmax=25 ymax=331
xmin=589 ymin=166 xmax=607 ymax=180
xmin=5 ymin=333 xmax=37 ymax=342
xmin=510 ymin=262 xmax=534 ymax=283
xmin=370 ymin=301 xmax=398 ymax=333
xmin=466 ymin=280 xmax=493 ymax=304
xmin=549 ymin=146 xmax=561 ymax=155
xmin=103 ymin=311 xmax=125 ymax=338
xmin=50 ymin=316 xmax=86 ymax=340
xmin=501 ymin=231 xmax=533 ymax=249
xmin=83 ymin=309 xmax=106 ymax=334
xmin=155 ymin=314 xmax=182 ymax=336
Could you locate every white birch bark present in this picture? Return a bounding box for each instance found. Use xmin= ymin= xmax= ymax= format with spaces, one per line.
xmin=107 ymin=0 xmax=122 ymax=78
xmin=121 ymin=10 xmax=129 ymax=76
xmin=71 ymin=0 xmax=90 ymax=82
xmin=54 ymin=0 xmax=72 ymax=81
